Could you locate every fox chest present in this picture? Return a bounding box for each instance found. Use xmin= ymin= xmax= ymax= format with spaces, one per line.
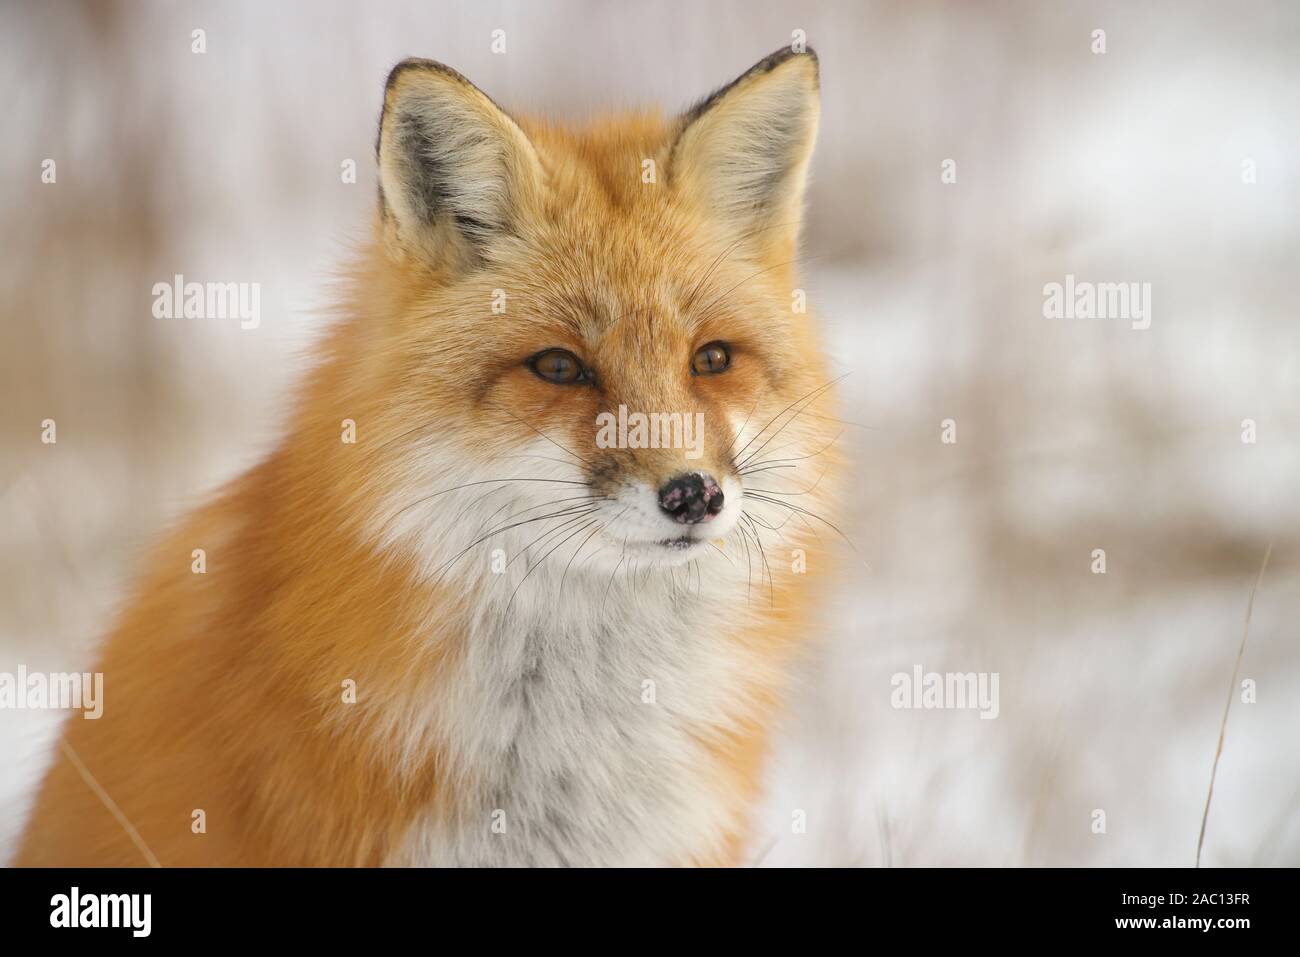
xmin=387 ymin=592 xmax=754 ymax=866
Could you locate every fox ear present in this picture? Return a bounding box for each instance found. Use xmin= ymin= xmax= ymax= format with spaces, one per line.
xmin=376 ymin=59 xmax=543 ymax=268
xmin=670 ymin=48 xmax=820 ymax=259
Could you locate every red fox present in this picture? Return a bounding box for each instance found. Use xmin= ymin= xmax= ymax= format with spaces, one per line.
xmin=19 ymin=46 xmax=839 ymax=867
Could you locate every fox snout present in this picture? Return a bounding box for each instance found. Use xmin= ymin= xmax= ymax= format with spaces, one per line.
xmin=658 ymin=473 xmax=724 ymax=524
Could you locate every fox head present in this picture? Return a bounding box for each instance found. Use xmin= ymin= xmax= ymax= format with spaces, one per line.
xmin=342 ymin=48 xmax=836 ymax=589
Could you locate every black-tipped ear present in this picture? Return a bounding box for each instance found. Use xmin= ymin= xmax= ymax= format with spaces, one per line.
xmin=669 ymin=48 xmax=820 ymax=258
xmin=376 ymin=59 xmax=543 ymax=267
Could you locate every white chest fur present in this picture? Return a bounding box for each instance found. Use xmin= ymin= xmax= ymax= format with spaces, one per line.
xmin=385 ymin=561 xmax=757 ymax=867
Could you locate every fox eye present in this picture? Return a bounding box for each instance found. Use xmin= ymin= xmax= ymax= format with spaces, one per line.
xmin=691 ymin=341 xmax=731 ymax=376
xmin=528 ymin=348 xmax=586 ymax=384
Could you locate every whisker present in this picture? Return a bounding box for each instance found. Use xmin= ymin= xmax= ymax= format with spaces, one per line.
xmin=693 ymin=252 xmax=824 ymax=322
xmin=707 ymin=541 xmax=734 ymax=566
xmin=753 ymin=496 xmax=823 ymax=543
xmin=600 ymin=551 xmax=627 ymax=616
xmin=743 ymin=470 xmax=827 ymax=497
xmin=736 ymin=463 xmax=798 ymax=479
xmin=744 ymin=507 xmax=795 ymax=533
xmin=739 ymin=431 xmax=843 ymax=476
xmin=740 ymin=514 xmax=775 ymax=607
xmin=489 ymin=403 xmax=596 ymax=469
xmin=558 ymin=519 xmax=613 ymax=599
xmin=382 ymin=477 xmax=591 ymax=530
xmin=682 ymin=219 xmax=803 ymax=313
xmin=736 ymin=520 xmax=755 ymax=604
xmin=724 ymin=396 xmax=762 ymax=458
xmin=499 ymin=452 xmax=587 ymax=470
xmin=794 ymin=410 xmax=879 ymax=431
xmin=473 ymin=493 xmax=521 ymax=538
xmin=504 ymin=519 xmax=601 ymax=615
xmin=507 ymin=510 xmax=601 ymax=573
xmin=431 ymin=504 xmax=602 ymax=586
xmin=746 ymin=493 xmax=866 ymax=568
xmin=736 ymin=374 xmax=849 ymax=471
xmin=744 ymin=511 xmax=780 ymax=531
xmin=472 ymin=492 xmax=602 ymax=540
xmin=731 ymin=374 xmax=844 ymax=468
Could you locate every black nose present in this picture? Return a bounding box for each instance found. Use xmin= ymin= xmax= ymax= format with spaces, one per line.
xmin=658 ymin=473 xmax=724 ymax=524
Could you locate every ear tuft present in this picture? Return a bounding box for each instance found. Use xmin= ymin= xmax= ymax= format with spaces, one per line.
xmin=670 ymin=48 xmax=820 ymax=257
xmin=376 ymin=58 xmax=542 ymax=267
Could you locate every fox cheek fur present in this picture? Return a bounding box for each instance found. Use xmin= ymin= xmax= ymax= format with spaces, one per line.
xmin=19 ymin=48 xmax=839 ymax=867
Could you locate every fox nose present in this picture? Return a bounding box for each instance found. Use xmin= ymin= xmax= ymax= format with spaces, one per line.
xmin=658 ymin=473 xmax=724 ymax=524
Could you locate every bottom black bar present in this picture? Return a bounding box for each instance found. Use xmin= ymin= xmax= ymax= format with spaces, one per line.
xmin=0 ymin=867 xmax=1284 ymax=942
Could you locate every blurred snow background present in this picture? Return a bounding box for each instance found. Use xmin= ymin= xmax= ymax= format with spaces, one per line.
xmin=1 ymin=0 xmax=1297 ymax=865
